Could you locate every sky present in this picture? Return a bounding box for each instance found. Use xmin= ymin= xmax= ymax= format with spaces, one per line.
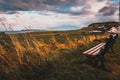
xmin=0 ymin=0 xmax=119 ymax=31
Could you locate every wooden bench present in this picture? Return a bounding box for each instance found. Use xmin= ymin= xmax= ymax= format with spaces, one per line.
xmin=83 ymin=43 xmax=105 ymax=57
xmin=83 ymin=43 xmax=106 ymax=66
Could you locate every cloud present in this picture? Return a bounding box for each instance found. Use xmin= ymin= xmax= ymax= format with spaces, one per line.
xmin=0 ymin=0 xmax=119 ymax=31
xmin=0 ymin=0 xmax=87 ymax=11
xmin=0 ymin=0 xmax=118 ymax=16
xmin=99 ymin=6 xmax=117 ymax=16
xmin=70 ymin=6 xmax=82 ymax=12
xmin=0 ymin=11 xmax=82 ymax=30
xmin=0 ymin=11 xmax=100 ymax=30
xmin=0 ymin=0 xmax=48 ymax=11
xmin=98 ymin=2 xmax=119 ymax=16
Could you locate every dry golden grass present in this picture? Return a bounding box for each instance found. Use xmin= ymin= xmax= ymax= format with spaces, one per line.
xmin=0 ymin=33 xmax=107 ymax=61
xmin=0 ymin=28 xmax=108 ymax=76
xmin=0 ymin=22 xmax=107 ymax=66
xmin=0 ymin=33 xmax=107 ymax=65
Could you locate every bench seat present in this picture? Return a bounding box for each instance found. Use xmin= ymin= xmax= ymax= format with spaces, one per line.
xmin=83 ymin=43 xmax=105 ymax=57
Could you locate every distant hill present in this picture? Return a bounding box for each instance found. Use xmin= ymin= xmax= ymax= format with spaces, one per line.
xmin=0 ymin=21 xmax=119 ymax=35
xmin=49 ymin=25 xmax=79 ymax=31
xmin=88 ymin=21 xmax=119 ymax=30
xmin=32 ymin=21 xmax=119 ymax=35
xmin=76 ymin=21 xmax=119 ymax=34
xmin=0 ymin=29 xmax=47 ymax=34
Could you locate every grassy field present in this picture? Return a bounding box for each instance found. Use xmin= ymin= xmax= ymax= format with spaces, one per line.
xmin=0 ymin=31 xmax=120 ymax=80
xmin=43 ymin=37 xmax=120 ymax=80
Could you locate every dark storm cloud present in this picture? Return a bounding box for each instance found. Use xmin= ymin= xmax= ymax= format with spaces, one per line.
xmin=43 ymin=0 xmax=68 ymax=6
xmin=0 ymin=0 xmax=86 ymax=11
xmin=99 ymin=6 xmax=117 ymax=16
xmin=0 ymin=2 xmax=24 ymax=11
xmin=98 ymin=3 xmax=118 ymax=16
xmin=44 ymin=0 xmax=86 ymax=6
xmin=0 ymin=0 xmax=47 ymax=11
xmin=97 ymin=0 xmax=104 ymax=2
xmin=49 ymin=3 xmax=91 ymax=16
xmin=0 ymin=0 xmax=119 ymax=17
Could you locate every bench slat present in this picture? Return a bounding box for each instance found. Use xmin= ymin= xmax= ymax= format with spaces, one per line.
xmin=86 ymin=43 xmax=105 ymax=55
xmin=83 ymin=43 xmax=104 ymax=54
xmin=83 ymin=43 xmax=105 ymax=54
xmin=86 ymin=49 xmax=101 ymax=57
xmin=91 ymin=44 xmax=105 ymax=56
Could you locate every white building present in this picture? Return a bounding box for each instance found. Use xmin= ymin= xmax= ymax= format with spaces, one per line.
xmin=108 ymin=27 xmax=120 ymax=37
xmin=89 ymin=30 xmax=102 ymax=33
xmin=108 ymin=27 xmax=118 ymax=33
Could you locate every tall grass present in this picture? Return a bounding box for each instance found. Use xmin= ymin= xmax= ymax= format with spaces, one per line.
xmin=0 ymin=22 xmax=108 ymax=79
xmin=0 ymin=32 xmax=107 ymax=65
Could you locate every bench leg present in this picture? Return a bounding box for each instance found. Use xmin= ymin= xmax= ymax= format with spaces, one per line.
xmin=100 ymin=56 xmax=105 ymax=68
xmin=92 ymin=55 xmax=104 ymax=67
xmin=93 ymin=55 xmax=105 ymax=68
xmin=86 ymin=56 xmax=112 ymax=72
xmin=101 ymin=60 xmax=112 ymax=72
xmin=86 ymin=56 xmax=99 ymax=67
xmin=100 ymin=57 xmax=111 ymax=71
xmin=93 ymin=58 xmax=99 ymax=67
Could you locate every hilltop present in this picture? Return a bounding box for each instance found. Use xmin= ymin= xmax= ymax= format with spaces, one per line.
xmin=88 ymin=21 xmax=119 ymax=28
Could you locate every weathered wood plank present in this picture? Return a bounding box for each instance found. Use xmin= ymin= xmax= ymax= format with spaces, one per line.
xmin=83 ymin=43 xmax=105 ymax=56
xmin=83 ymin=43 xmax=105 ymax=54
